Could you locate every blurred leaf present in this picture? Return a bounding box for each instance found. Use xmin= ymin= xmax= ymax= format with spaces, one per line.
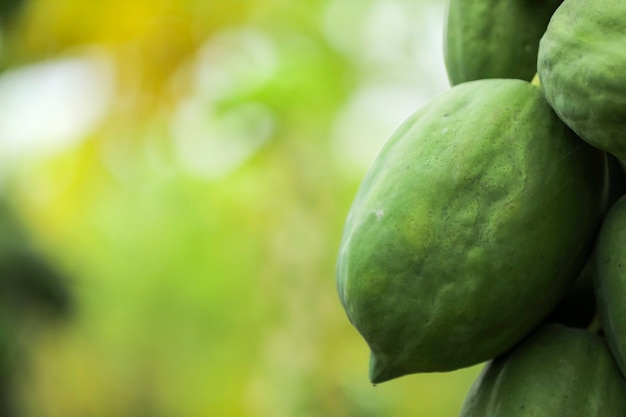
xmin=0 ymin=195 xmax=72 ymax=319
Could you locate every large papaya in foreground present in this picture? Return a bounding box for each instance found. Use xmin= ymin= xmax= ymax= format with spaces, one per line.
xmin=538 ymin=0 xmax=626 ymax=159
xmin=444 ymin=0 xmax=562 ymax=85
xmin=593 ymin=194 xmax=626 ymax=379
xmin=459 ymin=324 xmax=626 ymax=417
xmin=336 ymin=79 xmax=606 ymax=384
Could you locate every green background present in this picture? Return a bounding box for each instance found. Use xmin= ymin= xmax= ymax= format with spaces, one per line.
xmin=0 ymin=0 xmax=481 ymax=415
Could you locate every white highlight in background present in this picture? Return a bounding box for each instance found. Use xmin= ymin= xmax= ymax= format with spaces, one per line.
xmin=0 ymin=53 xmax=114 ymax=160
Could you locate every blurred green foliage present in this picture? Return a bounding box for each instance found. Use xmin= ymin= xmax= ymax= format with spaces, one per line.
xmin=0 ymin=0 xmax=481 ymax=416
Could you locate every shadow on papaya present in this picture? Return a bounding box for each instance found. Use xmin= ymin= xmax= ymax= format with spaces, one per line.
xmin=546 ymin=153 xmax=626 ymax=329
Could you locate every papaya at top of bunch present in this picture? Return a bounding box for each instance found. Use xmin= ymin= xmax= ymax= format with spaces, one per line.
xmin=538 ymin=0 xmax=626 ymax=159
xmin=444 ymin=0 xmax=562 ymax=85
xmin=460 ymin=324 xmax=626 ymax=417
xmin=336 ymin=78 xmax=607 ymax=384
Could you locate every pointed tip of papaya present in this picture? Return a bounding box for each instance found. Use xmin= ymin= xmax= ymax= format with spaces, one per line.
xmin=368 ymin=351 xmax=400 ymax=384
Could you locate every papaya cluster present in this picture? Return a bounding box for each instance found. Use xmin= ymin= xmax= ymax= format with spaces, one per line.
xmin=336 ymin=0 xmax=626 ymax=414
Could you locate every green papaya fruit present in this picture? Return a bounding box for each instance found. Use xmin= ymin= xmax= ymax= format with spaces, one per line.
xmin=538 ymin=0 xmax=626 ymax=159
xmin=459 ymin=324 xmax=626 ymax=417
xmin=593 ymin=194 xmax=626 ymax=379
xmin=444 ymin=0 xmax=562 ymax=85
xmin=336 ymin=78 xmax=606 ymax=384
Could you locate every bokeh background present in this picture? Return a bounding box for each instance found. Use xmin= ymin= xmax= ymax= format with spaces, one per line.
xmin=0 ymin=0 xmax=482 ymax=415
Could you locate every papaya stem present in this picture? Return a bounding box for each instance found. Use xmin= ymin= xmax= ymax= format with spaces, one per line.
xmin=587 ymin=313 xmax=602 ymax=334
xmin=531 ymin=73 xmax=541 ymax=88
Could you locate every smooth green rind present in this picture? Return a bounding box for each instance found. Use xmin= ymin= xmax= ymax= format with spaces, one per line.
xmin=593 ymin=195 xmax=626 ymax=379
xmin=444 ymin=0 xmax=562 ymax=85
xmin=336 ymin=79 xmax=606 ymax=383
xmin=538 ymin=0 xmax=626 ymax=159
xmin=460 ymin=324 xmax=626 ymax=417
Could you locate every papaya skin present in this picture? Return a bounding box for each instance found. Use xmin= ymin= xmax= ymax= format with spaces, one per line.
xmin=460 ymin=324 xmax=626 ymax=417
xmin=538 ymin=0 xmax=626 ymax=159
xmin=593 ymin=195 xmax=626 ymax=379
xmin=444 ymin=0 xmax=562 ymax=85
xmin=336 ymin=79 xmax=607 ymax=384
